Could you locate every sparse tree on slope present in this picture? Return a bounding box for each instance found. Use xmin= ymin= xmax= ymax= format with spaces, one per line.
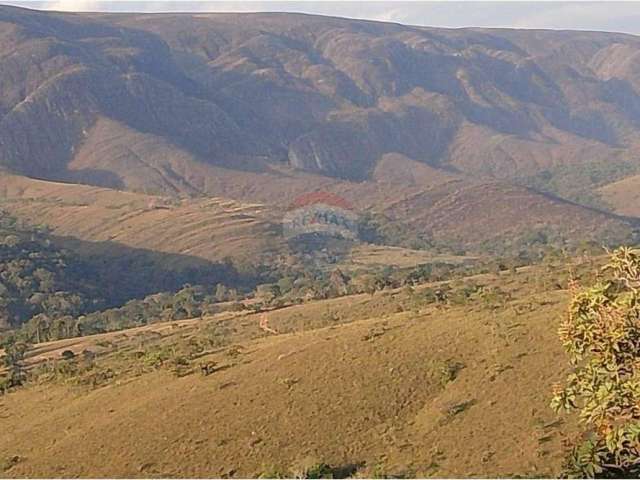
xmin=1 ymin=337 xmax=28 ymax=390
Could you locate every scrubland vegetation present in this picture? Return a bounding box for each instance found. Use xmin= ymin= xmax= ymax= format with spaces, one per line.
xmin=0 ymin=207 xmax=598 ymax=345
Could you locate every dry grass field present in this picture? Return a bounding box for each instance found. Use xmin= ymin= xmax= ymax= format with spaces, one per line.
xmin=347 ymin=245 xmax=476 ymax=269
xmin=0 ymin=259 xmax=583 ymax=478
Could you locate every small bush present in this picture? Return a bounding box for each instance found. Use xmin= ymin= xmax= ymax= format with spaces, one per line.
xmin=61 ymin=350 xmax=75 ymax=360
xmin=438 ymin=360 xmax=465 ymax=386
xmin=291 ymin=460 xmax=335 ymax=479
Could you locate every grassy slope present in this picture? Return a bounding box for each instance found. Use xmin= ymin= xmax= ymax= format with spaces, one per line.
xmin=0 ymin=263 xmax=579 ymax=478
xmin=599 ymin=174 xmax=640 ymax=218
xmin=1 ymin=172 xmax=636 ymax=260
xmin=0 ymin=174 xmax=283 ymax=264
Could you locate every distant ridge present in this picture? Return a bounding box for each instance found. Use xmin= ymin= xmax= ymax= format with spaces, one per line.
xmin=0 ymin=5 xmax=639 ymax=248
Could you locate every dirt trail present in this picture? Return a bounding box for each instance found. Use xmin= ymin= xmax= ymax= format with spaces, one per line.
xmin=3 ymin=263 xmax=548 ymax=371
xmin=16 ymin=312 xmax=253 ymax=368
xmin=259 ymin=313 xmax=278 ymax=335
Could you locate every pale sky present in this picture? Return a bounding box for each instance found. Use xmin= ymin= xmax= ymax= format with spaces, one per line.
xmin=3 ymin=1 xmax=640 ymax=35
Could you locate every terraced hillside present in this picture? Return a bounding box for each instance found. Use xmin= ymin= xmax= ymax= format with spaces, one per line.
xmin=1 ymin=172 xmax=637 ymax=255
xmin=0 ymin=258 xmax=586 ymax=477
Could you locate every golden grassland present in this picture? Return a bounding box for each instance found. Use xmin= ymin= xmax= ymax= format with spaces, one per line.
xmin=0 ymin=257 xmax=591 ymax=478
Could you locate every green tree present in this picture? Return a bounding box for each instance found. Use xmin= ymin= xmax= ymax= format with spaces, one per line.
xmin=214 ymin=283 xmax=229 ymax=302
xmin=25 ymin=313 xmax=51 ymax=343
xmin=174 ymin=285 xmax=203 ymax=318
xmin=255 ymin=284 xmax=281 ymax=304
xmin=2 ymin=338 xmax=28 ymax=389
xmin=551 ymin=247 xmax=640 ymax=478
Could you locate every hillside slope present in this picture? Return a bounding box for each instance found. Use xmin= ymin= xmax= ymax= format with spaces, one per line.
xmin=0 ymin=173 xmax=636 ymax=254
xmin=599 ymin=174 xmax=640 ymax=217
xmin=0 ymin=264 xmax=576 ymax=477
xmin=0 ymin=174 xmax=283 ymax=264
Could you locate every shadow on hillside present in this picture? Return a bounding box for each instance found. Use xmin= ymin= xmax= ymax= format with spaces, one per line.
xmin=50 ymin=234 xmax=262 ymax=310
xmin=316 ymin=462 xmax=408 ymax=479
xmin=328 ymin=463 xmax=364 ymax=478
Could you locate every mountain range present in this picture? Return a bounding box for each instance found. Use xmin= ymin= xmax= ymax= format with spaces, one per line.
xmin=1 ymin=5 xmax=640 ymax=251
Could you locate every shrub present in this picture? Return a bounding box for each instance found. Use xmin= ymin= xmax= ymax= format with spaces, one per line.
xmin=61 ymin=349 xmax=75 ymax=360
xmin=1 ymin=339 xmax=28 ymax=390
xmin=293 ymin=462 xmax=334 ymax=479
xmin=422 ymin=288 xmax=437 ymax=304
xmin=438 ymin=360 xmax=465 ymax=386
xmin=551 ymin=247 xmax=640 ymax=478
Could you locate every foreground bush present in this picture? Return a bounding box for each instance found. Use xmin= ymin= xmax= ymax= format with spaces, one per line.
xmin=552 ymin=247 xmax=640 ymax=477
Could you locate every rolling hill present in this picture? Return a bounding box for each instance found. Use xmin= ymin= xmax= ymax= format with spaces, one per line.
xmin=0 ymin=173 xmax=635 ymax=256
xmin=599 ymin=174 xmax=640 ymax=217
xmin=1 ymin=7 xmax=640 ymax=478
